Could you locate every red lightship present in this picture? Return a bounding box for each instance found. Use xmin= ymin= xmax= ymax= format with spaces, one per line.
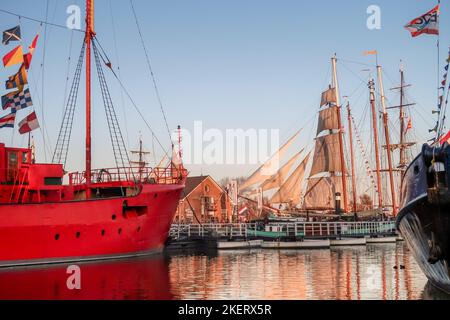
xmin=0 ymin=0 xmax=187 ymax=267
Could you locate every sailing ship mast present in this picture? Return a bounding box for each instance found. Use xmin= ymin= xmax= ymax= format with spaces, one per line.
xmin=303 ymin=56 xmax=348 ymax=212
xmin=377 ymin=65 xmax=397 ymax=216
xmin=347 ymin=103 xmax=358 ymax=214
xmin=332 ymin=56 xmax=349 ymax=212
xmin=389 ymin=64 xmax=416 ymax=169
xmin=85 ymin=0 xmax=94 ymax=198
xmin=369 ymin=78 xmax=383 ymax=210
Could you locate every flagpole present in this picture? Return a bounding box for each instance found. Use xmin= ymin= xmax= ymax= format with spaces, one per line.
xmin=437 ymin=0 xmax=441 ymax=140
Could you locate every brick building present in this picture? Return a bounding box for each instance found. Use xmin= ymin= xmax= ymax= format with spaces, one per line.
xmin=175 ymin=176 xmax=232 ymax=224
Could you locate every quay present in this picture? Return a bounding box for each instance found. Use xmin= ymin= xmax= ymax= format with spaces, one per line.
xmin=166 ymin=221 xmax=400 ymax=251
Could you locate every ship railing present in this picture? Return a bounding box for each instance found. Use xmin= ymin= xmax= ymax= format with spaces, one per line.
xmin=170 ymin=221 xmax=397 ymax=240
xmin=69 ymin=166 xmax=188 ymax=186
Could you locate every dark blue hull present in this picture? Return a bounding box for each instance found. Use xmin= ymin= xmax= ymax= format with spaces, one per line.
xmin=397 ymin=144 xmax=450 ymax=294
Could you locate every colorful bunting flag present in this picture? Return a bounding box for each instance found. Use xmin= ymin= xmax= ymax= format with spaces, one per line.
xmin=1 ymin=90 xmax=20 ymax=110
xmin=23 ymin=34 xmax=39 ymax=70
xmin=2 ymin=26 xmax=21 ymax=45
xmin=2 ymin=89 xmax=33 ymax=113
xmin=405 ymin=5 xmax=440 ymax=37
xmin=363 ymin=50 xmax=377 ymax=56
xmin=440 ymin=130 xmax=450 ymax=145
xmin=0 ymin=113 xmax=16 ymax=129
xmin=5 ymin=64 xmax=28 ymax=90
xmin=3 ymin=45 xmax=24 ymax=67
xmin=18 ymin=111 xmax=39 ymax=134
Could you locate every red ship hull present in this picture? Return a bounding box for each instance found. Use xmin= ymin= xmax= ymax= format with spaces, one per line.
xmin=0 ymin=183 xmax=184 ymax=267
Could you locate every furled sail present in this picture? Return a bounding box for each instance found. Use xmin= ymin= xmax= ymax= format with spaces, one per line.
xmin=317 ymin=106 xmax=339 ymax=135
xmin=270 ymin=152 xmax=311 ymax=205
xmin=303 ymin=176 xmax=342 ymax=210
xmin=259 ymin=149 xmax=304 ymax=191
xmin=239 ymin=130 xmax=300 ymax=191
xmin=310 ymin=133 xmax=345 ymax=176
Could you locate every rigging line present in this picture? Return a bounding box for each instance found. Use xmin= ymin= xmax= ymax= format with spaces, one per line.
xmin=29 ymin=69 xmax=54 ymax=159
xmin=129 ymin=0 xmax=172 ymax=141
xmin=0 ymin=8 xmax=85 ymax=33
xmin=92 ymin=37 xmax=171 ymax=160
xmin=40 ymin=0 xmax=49 ymax=162
xmin=109 ymin=0 xmax=130 ymax=149
xmin=61 ymin=27 xmax=76 ymax=122
xmin=339 ymin=58 xmax=375 ymax=68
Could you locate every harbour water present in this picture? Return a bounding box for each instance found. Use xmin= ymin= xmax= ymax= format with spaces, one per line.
xmin=0 ymin=243 xmax=449 ymax=300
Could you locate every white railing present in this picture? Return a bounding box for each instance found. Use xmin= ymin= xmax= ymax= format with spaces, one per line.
xmin=169 ymin=221 xmax=396 ymax=240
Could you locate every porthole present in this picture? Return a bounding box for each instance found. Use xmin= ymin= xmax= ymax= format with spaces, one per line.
xmin=137 ymin=226 xmax=141 ymax=232
xmin=55 ymin=234 xmax=60 ymax=241
xmin=154 ymin=193 xmax=158 ymax=199
xmin=118 ymin=228 xmax=122 ymax=235
xmin=76 ymin=232 xmax=81 ymax=239
xmin=101 ymin=229 xmax=106 ymax=236
xmin=112 ymin=214 xmax=117 ymax=221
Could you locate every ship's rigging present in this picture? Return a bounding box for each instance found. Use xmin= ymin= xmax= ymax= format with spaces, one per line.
xmin=238 ymin=55 xmax=428 ymax=218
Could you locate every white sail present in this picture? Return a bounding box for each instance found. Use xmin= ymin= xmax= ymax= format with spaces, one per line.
xmin=303 ymin=176 xmax=342 ymax=210
xmin=239 ymin=130 xmax=301 ymax=191
xmin=260 ymin=149 xmax=304 ymax=191
xmin=317 ymin=106 xmax=339 ymax=135
xmin=270 ymin=152 xmax=311 ymax=205
xmin=310 ymin=133 xmax=345 ymax=177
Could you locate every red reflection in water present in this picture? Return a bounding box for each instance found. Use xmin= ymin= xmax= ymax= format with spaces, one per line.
xmin=0 ymin=257 xmax=172 ymax=300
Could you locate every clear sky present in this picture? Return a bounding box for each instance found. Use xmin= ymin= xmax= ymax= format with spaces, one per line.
xmin=0 ymin=0 xmax=448 ymax=180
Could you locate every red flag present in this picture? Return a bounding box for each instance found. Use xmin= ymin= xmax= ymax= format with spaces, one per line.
xmin=23 ymin=34 xmax=39 ymax=70
xmin=18 ymin=111 xmax=40 ymax=135
xmin=405 ymin=5 xmax=440 ymax=37
xmin=440 ymin=130 xmax=450 ymax=145
xmin=406 ymin=118 xmax=412 ymax=131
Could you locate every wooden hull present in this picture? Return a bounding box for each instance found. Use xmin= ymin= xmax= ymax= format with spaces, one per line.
xmin=0 ymin=184 xmax=184 ymax=267
xmin=397 ymin=146 xmax=450 ymax=294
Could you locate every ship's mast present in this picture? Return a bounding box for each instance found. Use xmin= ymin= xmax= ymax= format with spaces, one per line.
xmin=369 ymin=78 xmax=383 ymax=210
xmin=331 ymin=56 xmax=348 ymax=213
xmin=377 ymin=65 xmax=397 ymax=216
xmin=347 ymin=103 xmax=358 ymax=214
xmin=399 ymin=67 xmax=406 ymax=167
xmin=85 ymin=0 xmax=95 ymax=197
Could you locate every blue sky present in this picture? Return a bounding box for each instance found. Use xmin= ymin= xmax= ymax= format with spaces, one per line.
xmin=0 ymin=0 xmax=448 ymax=179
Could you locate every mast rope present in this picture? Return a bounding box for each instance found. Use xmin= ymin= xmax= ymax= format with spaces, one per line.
xmin=92 ymin=37 xmax=171 ymax=161
xmin=109 ymin=0 xmax=130 ymax=149
xmin=0 ymin=8 xmax=85 ymax=33
xmin=92 ymin=40 xmax=131 ymax=169
xmin=350 ymin=112 xmax=380 ymax=203
xmin=41 ymin=0 xmax=50 ymax=162
xmin=52 ymin=43 xmax=86 ymax=166
xmin=129 ymin=0 xmax=172 ymax=141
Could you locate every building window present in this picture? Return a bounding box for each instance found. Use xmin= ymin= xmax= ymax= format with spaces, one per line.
xmin=204 ymin=185 xmax=210 ymax=193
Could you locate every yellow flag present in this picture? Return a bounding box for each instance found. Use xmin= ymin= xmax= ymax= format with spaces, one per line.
xmin=2 ymin=45 xmax=24 ymax=67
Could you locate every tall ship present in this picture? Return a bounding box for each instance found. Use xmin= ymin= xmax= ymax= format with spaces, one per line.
xmin=397 ymin=3 xmax=450 ymax=293
xmin=0 ymin=0 xmax=187 ymax=267
xmin=238 ymin=55 xmax=415 ymax=221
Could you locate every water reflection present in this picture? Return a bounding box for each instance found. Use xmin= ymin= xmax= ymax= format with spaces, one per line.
xmin=0 ymin=257 xmax=173 ymax=300
xmin=168 ymin=244 xmax=432 ymax=300
xmin=0 ymin=243 xmax=447 ymax=300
